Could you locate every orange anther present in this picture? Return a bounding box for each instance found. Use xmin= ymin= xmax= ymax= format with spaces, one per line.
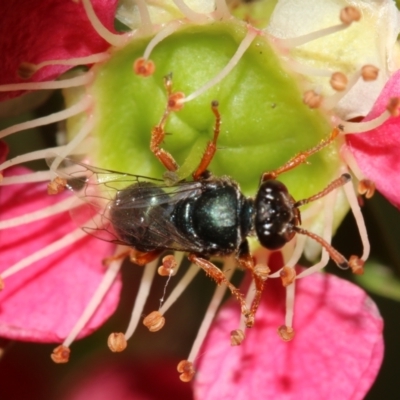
xmin=107 ymin=332 xmax=127 ymax=352
xmin=254 ymin=264 xmax=270 ymax=281
xmin=143 ymin=311 xmax=165 ymax=332
xmin=51 ymin=345 xmax=70 ymax=363
xmin=280 ymin=266 xmax=296 ymax=287
xmin=177 ymin=360 xmax=195 ymax=382
xmin=47 ymin=177 xmax=67 ymax=195
xmin=158 ymin=254 xmax=178 ymax=276
xmin=277 ymin=325 xmax=295 ymax=341
xmin=361 ymin=65 xmax=379 ymax=81
xmin=340 ymin=6 xmax=361 ymax=25
xmin=349 ymin=255 xmax=365 ymax=275
xmin=358 ymin=179 xmax=375 ymax=199
xmin=133 ymin=57 xmax=155 ymax=77
xmin=386 ymin=97 xmax=400 ymax=117
xmin=167 ymin=92 xmax=185 ymax=112
xmin=303 ymin=90 xmax=323 ymax=109
xmin=17 ymin=62 xmax=38 ymax=79
xmin=330 ymin=72 xmax=348 ymax=92
xmin=230 ymin=329 xmax=245 ymax=346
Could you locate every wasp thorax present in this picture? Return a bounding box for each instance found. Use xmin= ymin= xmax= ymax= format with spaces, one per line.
xmin=254 ymin=180 xmax=299 ymax=250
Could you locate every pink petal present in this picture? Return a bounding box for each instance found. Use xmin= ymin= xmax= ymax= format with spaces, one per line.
xmin=0 ymin=0 xmax=118 ymax=101
xmin=0 ymin=167 xmax=121 ymax=342
xmin=57 ymin=356 xmax=193 ymax=400
xmin=346 ymin=70 xmax=400 ymax=208
xmin=195 ymin=271 xmax=383 ymax=400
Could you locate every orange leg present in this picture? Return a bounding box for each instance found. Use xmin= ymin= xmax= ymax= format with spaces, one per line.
xmin=150 ymin=74 xmax=184 ymax=172
xmin=102 ymin=248 xmax=162 ymax=267
xmin=188 ymin=254 xmax=251 ymax=322
xmin=129 ymin=249 xmax=163 ymax=266
xmin=192 ymin=101 xmax=221 ymax=180
xmin=150 ymin=75 xmax=222 ymax=179
xmin=237 ymin=241 xmax=269 ymax=327
xmin=261 ymin=127 xmax=340 ymax=181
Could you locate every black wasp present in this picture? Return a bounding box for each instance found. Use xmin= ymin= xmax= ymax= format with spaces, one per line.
xmin=51 ymin=79 xmax=361 ymax=328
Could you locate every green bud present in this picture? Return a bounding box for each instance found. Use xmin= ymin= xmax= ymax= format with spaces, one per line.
xmin=68 ymin=21 xmax=340 ymax=206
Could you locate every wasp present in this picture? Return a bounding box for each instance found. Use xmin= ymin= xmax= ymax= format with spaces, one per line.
xmin=51 ymin=76 xmax=360 ymax=328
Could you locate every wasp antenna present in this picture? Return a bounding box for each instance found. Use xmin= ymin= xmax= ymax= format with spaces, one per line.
xmin=294 ymin=226 xmax=349 ymax=269
xmin=294 ymin=173 xmax=351 ymax=208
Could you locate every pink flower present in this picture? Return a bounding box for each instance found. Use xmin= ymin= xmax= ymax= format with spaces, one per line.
xmin=0 ymin=0 xmax=122 ymax=346
xmin=0 ymin=165 xmax=121 ymax=342
xmin=345 ymin=70 xmax=400 ymax=208
xmin=0 ymin=0 xmax=118 ymax=100
xmin=57 ymin=356 xmax=194 ymax=400
xmin=0 ymin=0 xmax=390 ymax=398
xmin=195 ymin=253 xmax=383 ymax=400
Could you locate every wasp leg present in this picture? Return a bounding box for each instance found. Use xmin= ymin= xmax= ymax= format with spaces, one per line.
xmin=102 ymin=248 xmax=162 ymax=267
xmin=192 ymin=101 xmax=221 ymax=181
xmin=130 ymin=249 xmax=163 ymax=266
xmin=150 ymin=74 xmax=184 ymax=172
xmin=261 ymin=127 xmax=340 ymax=182
xmin=188 ymin=253 xmax=251 ymax=323
xmin=237 ymin=240 xmax=269 ymax=328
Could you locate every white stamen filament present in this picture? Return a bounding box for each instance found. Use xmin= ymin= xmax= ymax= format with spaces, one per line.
xmin=339 ymin=111 xmax=391 ymax=134
xmin=269 ymin=235 xmax=307 ymax=279
xmin=323 ymin=71 xmax=361 ymax=110
xmin=342 ymin=172 xmax=370 ymax=261
xmin=81 ymin=0 xmax=128 ymax=47
xmin=62 ymin=246 xmax=124 ymax=348
xmin=0 ymin=72 xmax=93 ymax=92
xmin=0 ymin=146 xmax=65 ymax=171
xmin=33 ymin=53 xmax=110 ymax=71
xmin=49 ymin=111 xmax=94 ymax=173
xmin=340 ymin=146 xmax=366 ymax=182
xmin=124 ymin=258 xmax=159 ymax=340
xmin=142 ymin=20 xmax=183 ymax=61
xmin=0 ymin=227 xmax=86 ymax=279
xmin=187 ymin=258 xmax=236 ymax=363
xmin=278 ymin=23 xmax=350 ymax=49
xmin=158 ymin=262 xmax=200 ymax=315
xmin=171 ymin=251 xmax=185 ymax=274
xmin=1 ymin=170 xmax=53 ymax=185
xmin=297 ymin=189 xmax=337 ymax=279
xmin=0 ymin=96 xmax=91 ymax=139
xmin=173 ymin=0 xmax=209 ymax=23
xmin=286 ymin=235 xmax=307 ymax=267
xmin=134 ymin=0 xmax=152 ymax=34
xmin=0 ymin=142 xmax=91 ymax=172
xmin=286 ymin=59 xmax=333 ymax=78
xmin=284 ymin=280 xmax=295 ymax=328
xmin=213 ymin=0 xmax=232 ymax=21
xmin=182 ymin=28 xmax=258 ymax=104
xmin=301 ymin=200 xmax=324 ymax=222
xmin=0 ymin=196 xmax=77 ymax=230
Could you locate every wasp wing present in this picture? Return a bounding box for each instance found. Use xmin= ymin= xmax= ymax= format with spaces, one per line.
xmin=49 ymin=158 xmax=204 ymax=251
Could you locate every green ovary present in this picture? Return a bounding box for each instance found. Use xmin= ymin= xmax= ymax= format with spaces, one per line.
xmin=68 ymin=21 xmax=342 ymax=206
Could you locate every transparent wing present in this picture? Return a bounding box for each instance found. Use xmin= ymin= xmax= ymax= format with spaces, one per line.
xmin=49 ymin=158 xmax=204 ymax=251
